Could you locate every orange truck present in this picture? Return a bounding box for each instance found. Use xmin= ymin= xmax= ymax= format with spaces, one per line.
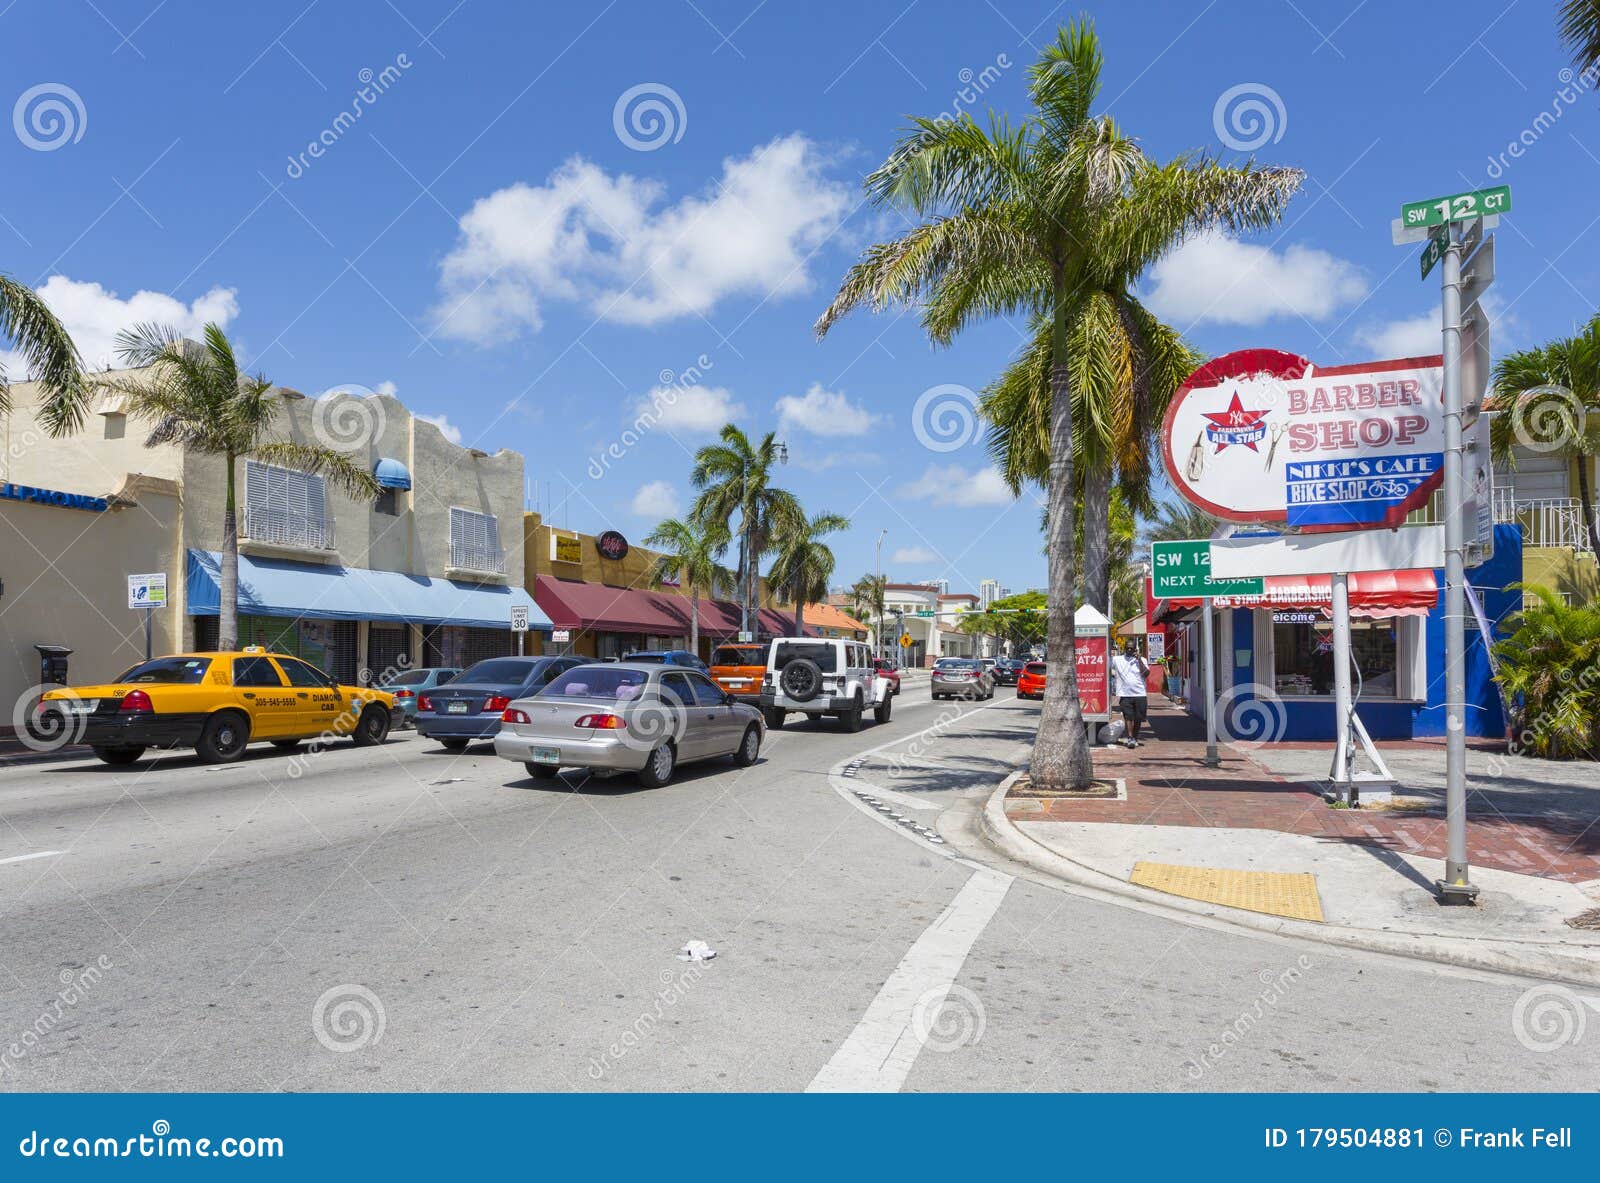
xmin=709 ymin=642 xmax=769 ymax=704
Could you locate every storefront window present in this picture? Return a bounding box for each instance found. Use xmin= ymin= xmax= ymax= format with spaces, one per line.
xmin=1272 ymin=613 xmax=1400 ymax=697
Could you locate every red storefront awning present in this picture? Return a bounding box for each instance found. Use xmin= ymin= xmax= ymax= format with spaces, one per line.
xmin=1158 ymin=569 xmax=1439 ymax=619
xmin=533 ymin=576 xmax=816 ymax=638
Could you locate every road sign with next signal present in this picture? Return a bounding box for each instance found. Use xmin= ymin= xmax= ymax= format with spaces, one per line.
xmin=1150 ymin=540 xmax=1264 ymax=600
xmin=1401 ymin=185 xmax=1510 ymax=229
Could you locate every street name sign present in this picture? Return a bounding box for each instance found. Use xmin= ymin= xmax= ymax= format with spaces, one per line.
xmin=1400 ymin=185 xmax=1510 ymax=229
xmin=1150 ymin=540 xmax=1264 ymax=599
xmin=1420 ymin=229 xmax=1448 ymax=279
xmin=127 ymin=572 xmax=167 ymax=610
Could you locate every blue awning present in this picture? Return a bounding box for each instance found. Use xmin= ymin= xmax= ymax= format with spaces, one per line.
xmin=373 ymin=458 xmax=412 ymax=490
xmin=185 ymin=550 xmax=549 ymax=630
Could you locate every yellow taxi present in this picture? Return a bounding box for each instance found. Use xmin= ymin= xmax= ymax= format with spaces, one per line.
xmin=32 ymin=647 xmax=396 ymax=766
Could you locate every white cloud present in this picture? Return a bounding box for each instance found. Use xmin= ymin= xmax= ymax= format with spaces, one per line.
xmin=636 ymin=383 xmax=746 ymax=434
xmin=892 ymin=545 xmax=939 ymax=564
xmin=1143 ymin=231 xmax=1367 ymax=327
xmin=0 ymin=276 xmax=239 ymax=377
xmin=374 ymin=380 xmax=399 ymax=397
xmin=430 ymin=135 xmax=850 ymax=342
xmin=1354 ymin=294 xmax=1510 ymax=360
xmin=900 ymin=464 xmax=1013 ymax=508
xmin=631 ymin=479 xmax=680 ymax=519
xmin=416 ymin=412 xmax=463 ymax=444
xmin=776 ymin=382 xmax=877 ymax=436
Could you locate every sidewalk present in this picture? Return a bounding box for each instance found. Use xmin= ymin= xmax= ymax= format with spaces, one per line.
xmin=985 ymin=699 xmax=1600 ymax=984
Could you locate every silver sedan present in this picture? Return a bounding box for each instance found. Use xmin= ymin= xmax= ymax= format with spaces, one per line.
xmin=931 ymin=658 xmax=994 ymax=700
xmin=493 ymin=662 xmax=766 ymax=788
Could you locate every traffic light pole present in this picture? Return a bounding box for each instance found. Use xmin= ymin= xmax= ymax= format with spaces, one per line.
xmin=1437 ymin=224 xmax=1478 ymax=905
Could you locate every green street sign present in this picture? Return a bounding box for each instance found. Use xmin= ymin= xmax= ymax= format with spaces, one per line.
xmin=1420 ymin=228 xmax=1448 ymax=279
xmin=914 ymin=610 xmax=934 ymax=618
xmin=1150 ymin=540 xmax=1265 ymax=600
xmin=1400 ymin=185 xmax=1510 ymax=230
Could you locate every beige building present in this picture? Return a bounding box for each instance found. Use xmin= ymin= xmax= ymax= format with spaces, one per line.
xmin=1 ymin=377 xmax=541 ymax=736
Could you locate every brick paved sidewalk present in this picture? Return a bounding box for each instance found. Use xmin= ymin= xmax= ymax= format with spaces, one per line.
xmin=1012 ymin=700 xmax=1600 ymax=886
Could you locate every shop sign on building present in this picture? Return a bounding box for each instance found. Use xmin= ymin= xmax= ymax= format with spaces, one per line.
xmin=1 ymin=483 xmax=108 ymax=513
xmin=596 ymin=530 xmax=629 ymax=560
xmin=552 ymin=535 xmax=582 ymax=564
xmin=1162 ymin=349 xmax=1447 ymax=532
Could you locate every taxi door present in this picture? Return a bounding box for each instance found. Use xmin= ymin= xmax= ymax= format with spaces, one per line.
xmin=229 ymin=656 xmax=299 ymax=739
xmin=273 ymin=656 xmax=348 ymax=736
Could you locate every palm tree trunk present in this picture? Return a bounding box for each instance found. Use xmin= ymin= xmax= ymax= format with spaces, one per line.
xmin=795 ymin=594 xmax=806 ymax=638
xmin=1031 ymin=289 xmax=1094 ymax=791
xmin=690 ymin=590 xmax=700 ymax=658
xmin=220 ymin=454 xmax=240 ymax=651
xmin=1082 ymin=462 xmax=1112 ymax=612
xmin=1578 ymin=455 xmax=1600 ymax=557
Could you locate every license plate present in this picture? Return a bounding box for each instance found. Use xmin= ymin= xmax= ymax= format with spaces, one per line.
xmin=530 ymin=746 xmax=559 ymax=764
xmin=446 ymin=701 xmax=469 ymax=714
xmin=61 ymin=700 xmax=98 ymax=714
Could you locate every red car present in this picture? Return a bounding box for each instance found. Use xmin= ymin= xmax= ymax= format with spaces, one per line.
xmin=872 ymin=658 xmax=901 ymax=696
xmin=1017 ymin=661 xmax=1047 ymax=699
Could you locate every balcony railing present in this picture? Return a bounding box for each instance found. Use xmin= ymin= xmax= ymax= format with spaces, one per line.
xmin=449 ymin=540 xmax=506 ymax=574
xmin=240 ymin=505 xmax=334 ymax=551
xmin=1495 ymin=494 xmax=1593 ymax=552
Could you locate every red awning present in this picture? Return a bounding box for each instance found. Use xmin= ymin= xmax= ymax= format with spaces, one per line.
xmin=1160 ymin=569 xmax=1438 ymax=619
xmin=533 ymin=576 xmax=816 ymax=637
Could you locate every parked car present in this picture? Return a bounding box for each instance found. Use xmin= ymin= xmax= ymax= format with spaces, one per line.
xmin=709 ymin=642 xmax=769 ymax=703
xmin=991 ymin=659 xmax=1022 ymax=686
xmin=622 ymin=649 xmax=708 ymax=672
xmin=1017 ymin=661 xmax=1047 ymax=699
xmin=415 ymin=655 xmax=584 ymax=750
xmin=931 ymin=657 xmax=993 ymax=700
xmin=872 ymin=658 xmax=902 ymax=696
xmin=378 ymin=667 xmax=461 ymax=727
xmin=760 ymin=637 xmax=890 ymax=730
xmin=31 ymin=648 xmax=394 ymax=766
xmin=494 ymin=662 xmax=764 ymax=788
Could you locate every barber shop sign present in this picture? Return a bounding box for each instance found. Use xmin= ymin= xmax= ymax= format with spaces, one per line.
xmin=1161 ymin=349 xmax=1445 ymax=532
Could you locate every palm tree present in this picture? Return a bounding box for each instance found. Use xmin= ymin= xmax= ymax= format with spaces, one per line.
xmin=99 ymin=323 xmax=380 ymax=649
xmin=816 ymin=19 xmax=1300 ymax=789
xmin=1493 ymin=583 xmax=1600 ymax=759
xmin=1560 ymin=0 xmax=1600 ymax=75
xmin=690 ymin=426 xmax=798 ymax=632
xmin=1489 ymin=313 xmax=1600 ymax=556
xmin=847 ymin=573 xmax=887 ymax=653
xmin=1 ymin=274 xmax=86 ymax=434
xmin=1145 ymin=499 xmax=1222 ymax=546
xmin=644 ymin=517 xmax=736 ymax=657
xmin=768 ymin=511 xmax=851 ymax=637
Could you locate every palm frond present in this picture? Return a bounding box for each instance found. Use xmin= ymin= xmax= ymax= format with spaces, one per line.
xmin=0 ymin=274 xmax=86 ymax=434
xmin=252 ymin=439 xmax=381 ymax=499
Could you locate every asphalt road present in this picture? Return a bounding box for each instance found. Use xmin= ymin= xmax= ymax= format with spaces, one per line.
xmin=0 ymin=682 xmax=1593 ymax=1092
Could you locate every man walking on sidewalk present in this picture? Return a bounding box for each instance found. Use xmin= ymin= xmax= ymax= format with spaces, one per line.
xmin=1111 ymin=641 xmax=1150 ymax=749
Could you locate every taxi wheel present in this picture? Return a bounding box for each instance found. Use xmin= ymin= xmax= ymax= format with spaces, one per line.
xmin=351 ymin=704 xmax=391 ymax=747
xmin=92 ymin=745 xmax=145 ymax=766
xmin=197 ymin=711 xmax=250 ymax=763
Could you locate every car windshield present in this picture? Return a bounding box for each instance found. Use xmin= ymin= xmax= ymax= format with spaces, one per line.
xmin=773 ymin=642 xmax=837 ymax=673
xmin=115 ymin=656 xmax=212 ymax=684
xmin=712 ymin=647 xmax=763 ymax=666
xmin=388 ymin=670 xmax=431 ymax=686
xmin=457 ymin=659 xmax=536 ymax=684
xmin=544 ymin=668 xmax=649 ymax=701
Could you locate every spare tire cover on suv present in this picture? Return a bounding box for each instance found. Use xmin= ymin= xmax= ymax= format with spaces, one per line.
xmin=779 ymin=658 xmax=823 ymax=702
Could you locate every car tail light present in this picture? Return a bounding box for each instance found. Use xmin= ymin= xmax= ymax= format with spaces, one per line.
xmin=483 ymin=695 xmax=511 ymax=713
xmin=119 ymin=690 xmax=153 ymax=714
xmin=393 ymin=688 xmax=414 ymax=698
xmin=417 ymin=694 xmax=434 ymax=711
xmin=502 ymin=708 xmax=530 ymax=724
xmin=574 ymin=713 xmax=622 ymax=729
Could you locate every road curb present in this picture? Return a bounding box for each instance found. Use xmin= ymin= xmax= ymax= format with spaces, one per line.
xmin=980 ymin=772 xmax=1600 ymax=988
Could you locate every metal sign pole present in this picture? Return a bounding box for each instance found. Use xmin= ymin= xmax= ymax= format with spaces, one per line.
xmin=1438 ymin=225 xmax=1478 ymax=904
xmin=145 ymin=606 xmax=153 ymax=662
xmin=1201 ymin=597 xmax=1219 ymax=767
xmin=1329 ymin=572 xmax=1353 ymax=800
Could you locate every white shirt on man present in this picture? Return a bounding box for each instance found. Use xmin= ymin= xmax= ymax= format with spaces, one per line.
xmin=1111 ymin=654 xmax=1147 ymax=699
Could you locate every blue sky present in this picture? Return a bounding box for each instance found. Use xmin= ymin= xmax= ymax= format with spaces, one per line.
xmin=3 ymin=0 xmax=1596 ymax=595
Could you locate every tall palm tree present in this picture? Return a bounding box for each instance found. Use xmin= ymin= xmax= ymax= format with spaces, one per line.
xmin=99 ymin=323 xmax=380 ymax=649
xmin=644 ymin=517 xmax=736 ymax=657
xmin=847 ymin=573 xmax=887 ymax=652
xmin=1560 ymin=0 xmax=1600 ymax=75
xmin=1 ymin=274 xmax=86 ymax=434
xmin=1145 ymin=498 xmax=1222 ymax=546
xmin=816 ymin=19 xmax=1300 ymax=789
xmin=768 ymin=510 xmax=851 ymax=637
xmin=1489 ymin=313 xmax=1600 ymax=556
xmin=690 ymin=426 xmax=799 ymax=632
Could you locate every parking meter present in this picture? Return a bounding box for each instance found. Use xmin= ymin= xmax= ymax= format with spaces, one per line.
xmin=35 ymin=644 xmax=72 ymax=686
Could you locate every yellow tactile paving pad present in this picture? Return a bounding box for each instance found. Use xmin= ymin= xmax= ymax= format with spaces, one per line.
xmin=1130 ymin=861 xmax=1324 ymax=922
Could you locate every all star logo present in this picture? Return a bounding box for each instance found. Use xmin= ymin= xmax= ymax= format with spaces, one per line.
xmin=1202 ymin=391 xmax=1269 ymax=453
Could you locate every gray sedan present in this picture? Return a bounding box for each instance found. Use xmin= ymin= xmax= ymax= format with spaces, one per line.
xmin=931 ymin=658 xmax=994 ymax=700
xmin=494 ymin=662 xmax=765 ymax=788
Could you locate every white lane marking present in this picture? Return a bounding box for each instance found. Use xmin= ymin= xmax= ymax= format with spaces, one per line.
xmin=0 ymin=851 xmax=64 ymax=867
xmin=807 ymin=867 xmax=1013 ymax=1092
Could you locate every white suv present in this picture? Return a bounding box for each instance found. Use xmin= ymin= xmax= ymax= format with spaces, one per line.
xmin=760 ymin=638 xmax=890 ymax=731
